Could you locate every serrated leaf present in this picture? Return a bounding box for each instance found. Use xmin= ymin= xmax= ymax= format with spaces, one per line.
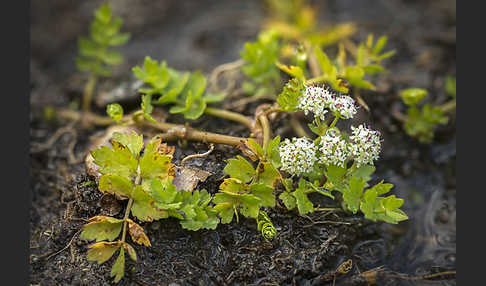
xmin=139 ymin=138 xmax=174 ymax=188
xmin=239 ymin=194 xmax=261 ymax=218
xmin=131 ymin=185 xmax=168 ymax=222
xmin=112 ymin=131 xmax=143 ymax=158
xmin=127 ymin=219 xmax=151 ymax=246
xmin=98 ymin=174 xmax=133 ymax=199
xmin=106 ymin=103 xmax=123 ymax=123
xmin=122 ymin=242 xmax=137 ymax=262
xmin=81 ymin=216 xmax=123 ymax=242
xmin=250 ymin=183 xmax=275 ymax=207
xmin=141 ymin=94 xmax=156 ymax=123
xmin=350 ymin=164 xmax=375 ymax=185
xmin=342 ymin=177 xmax=366 ymax=214
xmin=256 ymin=162 xmax=280 ymax=188
xmin=325 ymin=165 xmax=347 ymax=191
xmin=218 ymin=178 xmax=247 ymax=194
xmin=87 ymin=241 xmax=121 ymax=264
xmin=369 ymin=180 xmax=394 ymax=195
xmin=111 ymin=247 xmax=125 ymax=283
xmin=246 ymin=139 xmax=264 ymax=160
xmin=91 ymin=141 xmax=138 ymax=179
xmin=276 ymin=62 xmax=305 ymax=81
xmin=292 ymin=179 xmax=314 ymax=215
xmin=279 ymin=191 xmax=296 ymax=210
xmin=213 ymin=202 xmax=235 ymax=224
xmin=277 ymin=78 xmax=303 ymax=113
xmin=151 ymin=178 xmax=178 ymax=206
xmin=224 ymin=156 xmax=255 ymax=183
xmin=266 ymin=136 xmax=281 ymax=168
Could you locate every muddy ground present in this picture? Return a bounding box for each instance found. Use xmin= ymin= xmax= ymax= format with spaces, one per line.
xmin=30 ymin=0 xmax=456 ymax=285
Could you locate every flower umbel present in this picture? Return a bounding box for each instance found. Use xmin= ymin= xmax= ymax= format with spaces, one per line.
xmin=279 ymin=137 xmax=317 ymax=176
xmin=318 ymin=129 xmax=350 ymax=168
xmin=328 ymin=95 xmax=357 ymax=119
xmin=349 ymin=124 xmax=382 ymax=167
xmin=297 ymin=85 xmax=357 ymax=120
xmin=297 ymin=85 xmax=332 ymax=120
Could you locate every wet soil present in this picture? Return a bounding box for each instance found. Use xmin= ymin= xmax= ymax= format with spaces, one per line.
xmin=30 ymin=0 xmax=455 ymax=285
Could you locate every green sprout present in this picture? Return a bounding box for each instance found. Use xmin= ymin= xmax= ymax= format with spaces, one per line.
xmin=398 ymin=77 xmax=456 ymax=143
xmin=75 ymin=3 xmax=130 ymax=112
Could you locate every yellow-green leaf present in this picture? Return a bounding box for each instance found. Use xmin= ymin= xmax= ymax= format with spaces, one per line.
xmin=81 ymin=216 xmax=123 ymax=242
xmin=86 ymin=241 xmax=121 ymax=264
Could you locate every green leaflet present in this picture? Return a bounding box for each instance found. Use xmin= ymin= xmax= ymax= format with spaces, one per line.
xmin=277 ymin=79 xmax=304 ymax=113
xmin=240 ymin=31 xmax=281 ymax=92
xmin=342 ymin=177 xmax=366 ymax=214
xmin=399 ymin=88 xmax=428 ymax=106
xmin=106 ymin=103 xmax=123 ymax=123
xmin=224 ymin=156 xmax=256 ymax=183
xmin=76 ymin=3 xmax=130 ymax=77
xmin=112 ymin=131 xmax=143 ymax=159
xmin=91 ymin=141 xmax=138 ymax=180
xmin=404 ymin=104 xmax=448 ymax=143
xmin=81 ymin=216 xmax=123 ymax=242
xmin=111 ymin=247 xmax=125 ymax=283
xmin=133 ymin=57 xmax=226 ymax=120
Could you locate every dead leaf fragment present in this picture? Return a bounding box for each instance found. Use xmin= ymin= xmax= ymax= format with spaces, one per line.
xmin=127 ymin=219 xmax=151 ymax=246
xmin=172 ymin=166 xmax=212 ymax=192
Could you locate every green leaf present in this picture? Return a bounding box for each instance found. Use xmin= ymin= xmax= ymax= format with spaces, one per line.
xmin=313 ymin=47 xmax=348 ymax=93
xmin=102 ymin=50 xmax=123 ymax=65
xmin=277 ymin=78 xmax=303 ymax=112
xmin=213 ymin=201 xmax=235 ymax=224
xmin=325 ymin=165 xmax=347 ymax=191
xmin=224 ymin=156 xmax=255 ymax=183
xmin=81 ymin=216 xmax=123 ymax=242
xmin=99 ymin=174 xmax=133 ymax=199
xmin=292 ymin=179 xmax=314 ymax=215
xmin=279 ymin=191 xmax=296 ymax=210
xmin=87 ymin=241 xmax=121 ymax=264
xmin=372 ymin=36 xmax=388 ymax=55
xmin=139 ymin=138 xmax=173 ymax=188
xmin=266 ymin=136 xmax=282 ymax=168
xmin=349 ymin=164 xmax=375 ymax=185
xmin=151 ymin=178 xmax=181 ymax=210
xmin=250 ymin=183 xmax=275 ymax=207
xmin=342 ymin=177 xmax=366 ymax=214
xmin=123 ymin=242 xmax=137 ymax=262
xmin=141 ymin=94 xmax=156 ymax=123
xmin=256 ymin=162 xmax=280 ymax=187
xmin=276 ymin=62 xmax=305 ymax=81
xmin=246 ymin=138 xmax=264 ymax=160
xmin=111 ymin=247 xmax=125 ymax=283
xmin=399 ymin=88 xmax=428 ymax=106
xmin=204 ymin=92 xmax=226 ymax=103
xmin=344 ymin=66 xmax=376 ymax=90
xmin=94 ymin=3 xmax=112 ymax=24
xmin=106 ymin=103 xmax=123 ymax=123
xmin=363 ymin=65 xmax=385 ymax=75
xmin=183 ymin=98 xmax=207 ymax=120
xmin=91 ymin=141 xmax=138 ymax=179
xmin=368 ymin=180 xmax=394 ymax=195
xmin=218 ymin=178 xmax=247 ymax=194
xmin=109 ymin=33 xmax=130 ymax=46
xmin=239 ymin=194 xmax=261 ymax=218
xmin=112 ymin=131 xmax=143 ymax=158
xmin=131 ymin=185 xmax=169 ymax=222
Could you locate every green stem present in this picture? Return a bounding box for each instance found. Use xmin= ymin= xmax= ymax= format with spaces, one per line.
xmin=440 ymin=99 xmax=456 ymax=113
xmin=329 ymin=116 xmax=339 ymax=128
xmin=258 ymin=114 xmax=271 ymax=152
xmin=121 ymin=166 xmax=141 ymax=243
xmin=82 ymin=75 xmax=98 ymax=113
xmin=204 ymin=107 xmax=254 ymax=130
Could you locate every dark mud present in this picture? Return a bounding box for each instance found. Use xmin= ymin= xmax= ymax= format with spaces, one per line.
xmin=30 ymin=0 xmax=455 ymax=285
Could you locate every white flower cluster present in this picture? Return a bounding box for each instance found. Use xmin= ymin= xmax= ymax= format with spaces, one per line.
xmin=279 ymin=137 xmax=317 ymax=176
xmin=297 ymin=85 xmax=357 ymax=120
xmin=328 ymin=95 xmax=357 ymax=119
xmin=297 ymin=85 xmax=332 ymax=120
xmin=318 ymin=129 xmax=350 ymax=168
xmin=349 ymin=124 xmax=382 ymax=167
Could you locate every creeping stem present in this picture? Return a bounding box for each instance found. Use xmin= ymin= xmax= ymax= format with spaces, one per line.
xmin=204 ymin=107 xmax=254 ymax=130
xmin=57 ymin=109 xmax=247 ymax=147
